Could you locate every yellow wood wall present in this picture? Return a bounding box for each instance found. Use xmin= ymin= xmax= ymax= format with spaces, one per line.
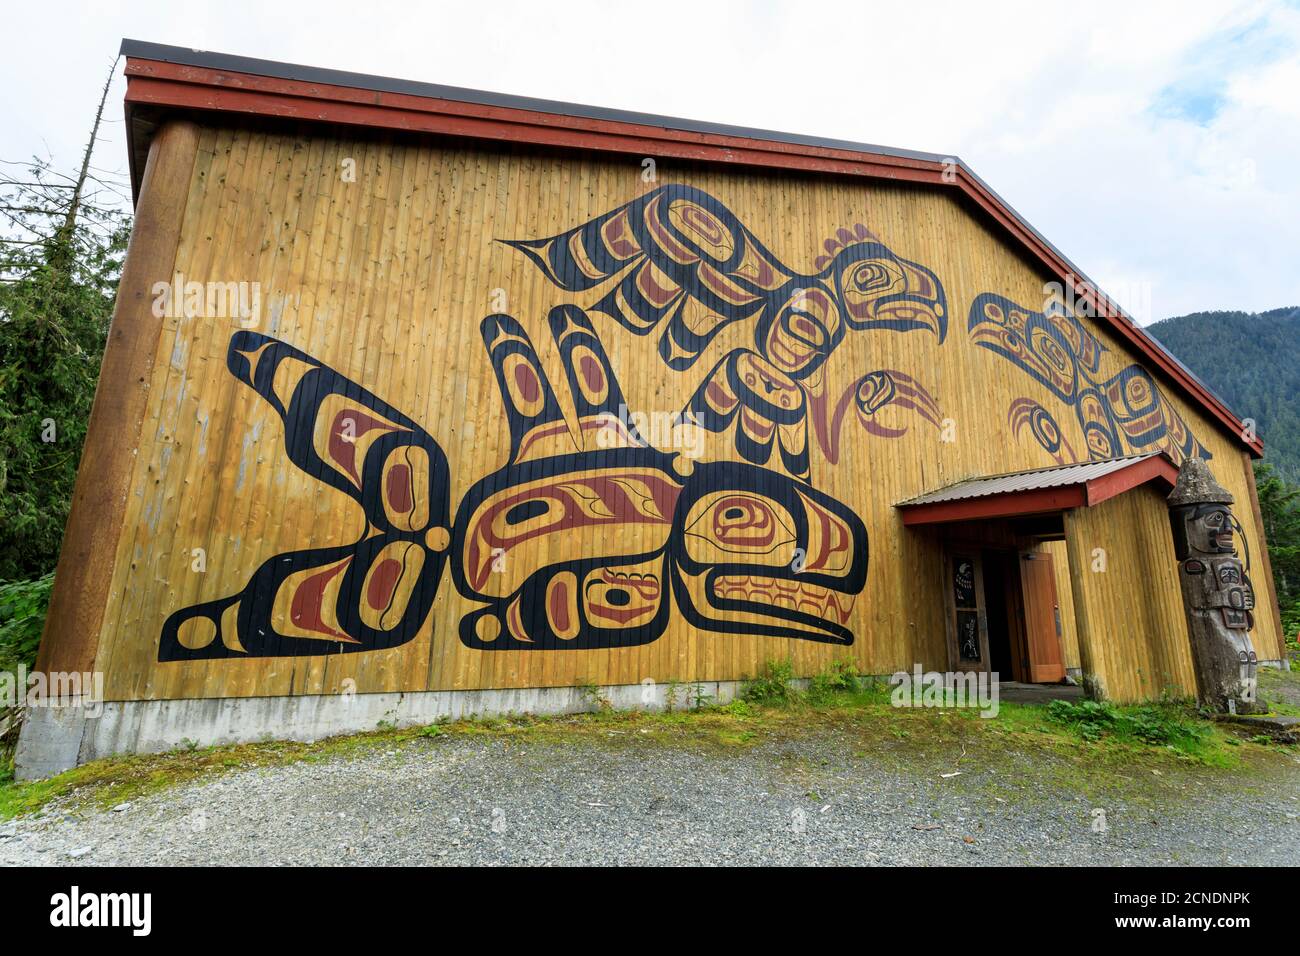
xmin=84 ymin=122 xmax=1281 ymax=701
xmin=1063 ymin=485 xmax=1199 ymax=702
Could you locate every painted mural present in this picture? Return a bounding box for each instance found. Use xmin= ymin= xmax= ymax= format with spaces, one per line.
xmin=158 ymin=185 xmax=950 ymax=661
xmin=967 ymin=293 xmax=1210 ymax=465
xmin=507 ymin=185 xmax=949 ymax=476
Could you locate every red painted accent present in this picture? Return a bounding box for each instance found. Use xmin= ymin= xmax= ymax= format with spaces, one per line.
xmin=328 ymin=409 xmax=394 ymax=484
xmin=289 ymin=559 xmax=352 ymax=640
xmin=1083 ymin=454 xmax=1179 ymax=506
xmin=513 ymin=364 xmax=541 ymax=403
xmin=579 ymin=355 xmax=605 ymax=394
xmin=121 ymin=55 xmax=1263 ymax=457
xmin=366 ymin=558 xmax=403 ymax=610
xmin=900 ymin=487 xmax=1088 ymax=526
xmin=548 ymin=579 xmax=571 ymax=633
xmin=385 ymin=464 xmax=413 ymax=514
xmin=465 ymin=473 xmax=681 ymax=591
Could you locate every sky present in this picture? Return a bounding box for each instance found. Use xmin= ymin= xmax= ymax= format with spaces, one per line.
xmin=3 ymin=0 xmax=1297 ymax=324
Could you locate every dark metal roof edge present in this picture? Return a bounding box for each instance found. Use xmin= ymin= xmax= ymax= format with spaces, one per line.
xmin=118 ymin=39 xmax=948 ymax=163
xmin=116 ymin=39 xmax=1248 ymax=428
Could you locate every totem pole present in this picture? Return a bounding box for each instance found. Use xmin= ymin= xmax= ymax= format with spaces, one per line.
xmin=1167 ymin=458 xmax=1263 ymax=714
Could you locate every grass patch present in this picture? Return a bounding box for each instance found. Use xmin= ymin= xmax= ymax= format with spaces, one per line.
xmin=1 ymin=665 xmax=1292 ymax=820
xmin=1258 ymin=664 xmax=1300 ymax=717
xmin=1043 ymin=698 xmax=1214 ymax=758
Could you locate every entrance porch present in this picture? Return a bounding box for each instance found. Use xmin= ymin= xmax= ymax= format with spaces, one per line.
xmin=896 ymin=453 xmax=1195 ymax=702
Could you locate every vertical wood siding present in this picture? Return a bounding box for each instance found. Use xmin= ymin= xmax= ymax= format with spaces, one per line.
xmin=77 ymin=123 xmax=1280 ymax=701
xmin=1063 ymin=485 xmax=1199 ymax=702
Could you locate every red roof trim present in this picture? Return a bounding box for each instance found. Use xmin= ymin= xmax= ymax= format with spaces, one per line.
xmin=120 ymin=55 xmax=1262 ymax=457
xmin=900 ymin=486 xmax=1088 ymax=526
xmin=899 ymin=455 xmax=1181 ymax=526
xmin=1083 ymin=453 xmax=1180 ymax=507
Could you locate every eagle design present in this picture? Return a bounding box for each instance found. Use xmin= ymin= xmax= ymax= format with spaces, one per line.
xmin=968 ymin=293 xmax=1210 ymax=465
xmin=506 ymin=184 xmax=950 ymax=480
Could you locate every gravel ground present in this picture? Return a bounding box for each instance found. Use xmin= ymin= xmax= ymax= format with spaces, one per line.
xmin=3 ymin=731 xmax=1298 ymax=866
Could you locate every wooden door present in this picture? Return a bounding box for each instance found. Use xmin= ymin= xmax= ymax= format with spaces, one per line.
xmin=1020 ymin=551 xmax=1065 ymax=683
xmin=945 ymin=551 xmax=989 ymax=673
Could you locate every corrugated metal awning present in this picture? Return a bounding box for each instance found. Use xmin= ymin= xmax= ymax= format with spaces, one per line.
xmin=897 ymin=453 xmax=1180 ymax=525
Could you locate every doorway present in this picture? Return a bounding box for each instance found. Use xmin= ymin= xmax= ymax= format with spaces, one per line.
xmin=943 ymin=544 xmax=1066 ymax=684
xmin=983 ymin=550 xmax=1021 ymax=680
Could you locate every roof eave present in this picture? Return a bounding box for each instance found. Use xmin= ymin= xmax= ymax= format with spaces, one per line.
xmin=898 ymin=453 xmax=1181 ymax=526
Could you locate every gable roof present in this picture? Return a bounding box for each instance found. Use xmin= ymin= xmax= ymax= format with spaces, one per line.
xmin=116 ymin=38 xmax=1262 ymax=458
xmin=897 ymin=453 xmax=1180 ymax=525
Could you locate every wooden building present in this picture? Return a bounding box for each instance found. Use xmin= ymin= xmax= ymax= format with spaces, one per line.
xmin=18 ymin=40 xmax=1286 ymax=772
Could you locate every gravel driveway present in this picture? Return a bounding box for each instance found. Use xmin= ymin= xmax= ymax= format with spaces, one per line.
xmin=3 ymin=730 xmax=1298 ymax=866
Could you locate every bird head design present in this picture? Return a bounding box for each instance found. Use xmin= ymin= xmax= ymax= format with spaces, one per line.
xmin=815 ymin=224 xmax=948 ymax=342
xmin=967 ymin=293 xmax=1092 ymax=403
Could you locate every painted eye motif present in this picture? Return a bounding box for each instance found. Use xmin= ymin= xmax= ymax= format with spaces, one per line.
xmin=1125 ymin=375 xmax=1152 ymax=407
xmin=843 ymin=258 xmax=901 ymax=297
xmin=1030 ymin=328 xmax=1070 ymax=373
xmin=666 ymin=199 xmax=736 ymax=263
xmin=505 ymin=499 xmax=549 ymax=525
xmin=1085 ymin=426 xmax=1114 ymax=457
xmin=683 ymin=492 xmax=797 ymax=564
xmin=840 ymin=257 xmax=904 ymax=320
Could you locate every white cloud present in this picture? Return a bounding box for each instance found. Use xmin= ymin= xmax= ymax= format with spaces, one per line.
xmin=3 ymin=0 xmax=1297 ymax=320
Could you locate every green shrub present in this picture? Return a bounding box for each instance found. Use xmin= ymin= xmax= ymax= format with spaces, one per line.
xmin=742 ymin=659 xmax=796 ymax=704
xmin=0 ymin=572 xmax=52 ymax=672
xmin=1281 ymin=604 xmax=1299 ymax=659
xmin=808 ymin=660 xmax=861 ymax=701
xmin=1045 ymin=698 xmax=1211 ymax=753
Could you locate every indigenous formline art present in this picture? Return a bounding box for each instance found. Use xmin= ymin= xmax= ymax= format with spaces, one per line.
xmin=159 ymin=185 xmax=958 ymax=661
xmin=159 ymin=310 xmax=868 ymax=659
xmin=507 ymin=184 xmax=951 ymax=479
xmin=967 ymin=293 xmax=1211 ymax=465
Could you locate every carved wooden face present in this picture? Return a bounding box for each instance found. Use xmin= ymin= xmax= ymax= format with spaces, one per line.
xmin=1183 ymin=503 xmax=1236 ymax=556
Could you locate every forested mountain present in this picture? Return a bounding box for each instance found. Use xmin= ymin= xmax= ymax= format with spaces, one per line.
xmin=1147 ymin=307 xmax=1300 ymax=481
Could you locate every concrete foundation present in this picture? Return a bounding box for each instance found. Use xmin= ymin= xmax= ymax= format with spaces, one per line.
xmin=13 ymin=678 xmax=758 ymax=781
